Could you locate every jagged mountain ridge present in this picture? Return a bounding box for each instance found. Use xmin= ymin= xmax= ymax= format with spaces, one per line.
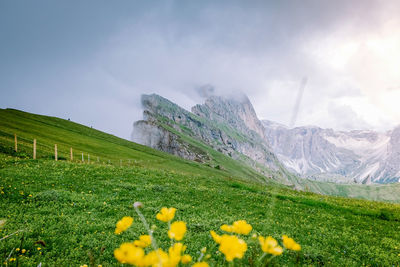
xmin=132 ymin=94 xmax=294 ymax=183
xmin=132 ymin=93 xmax=400 ymax=185
xmin=263 ymin=120 xmax=400 ymax=184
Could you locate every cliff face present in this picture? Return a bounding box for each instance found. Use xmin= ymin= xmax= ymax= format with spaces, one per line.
xmin=263 ymin=120 xmax=400 ymax=184
xmin=132 ymin=95 xmax=210 ymax=163
xmin=192 ymin=95 xmax=266 ymax=140
xmin=132 ymin=94 xmax=287 ymax=180
xmin=133 ymin=119 xmax=210 ymax=163
xmin=131 ymin=93 xmax=400 ymax=185
xmin=190 ymin=95 xmax=277 ymax=168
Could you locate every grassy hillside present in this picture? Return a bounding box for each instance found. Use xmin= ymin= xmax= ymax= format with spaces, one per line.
xmin=0 ymin=108 xmax=268 ymax=184
xmin=299 ymin=178 xmax=400 ymax=203
xmin=1 ymin=109 xmax=400 ymax=266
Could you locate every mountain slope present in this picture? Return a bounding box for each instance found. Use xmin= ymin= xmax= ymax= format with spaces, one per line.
xmin=2 ymin=109 xmax=400 ymax=265
xmin=263 ymin=120 xmax=400 ymax=184
xmin=0 ymin=108 xmax=266 ymax=183
xmin=132 ymin=94 xmax=294 ymax=185
xmin=131 ymin=94 xmax=400 ymax=202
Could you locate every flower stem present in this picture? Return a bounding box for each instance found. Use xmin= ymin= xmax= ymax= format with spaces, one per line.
xmin=197 ymin=252 xmax=204 ymax=262
xmin=264 ymin=255 xmax=277 ymax=266
xmin=134 ymin=205 xmax=161 ymax=264
xmin=257 ymin=252 xmax=267 ymax=263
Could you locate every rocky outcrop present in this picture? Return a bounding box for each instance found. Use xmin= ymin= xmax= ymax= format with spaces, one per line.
xmin=132 ymin=94 xmax=282 ymax=174
xmin=192 ymin=95 xmax=266 ymax=140
xmin=132 ymin=119 xmax=210 ymax=162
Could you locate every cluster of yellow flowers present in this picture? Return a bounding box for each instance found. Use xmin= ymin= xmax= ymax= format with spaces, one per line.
xmin=113 ymin=204 xmax=301 ymax=266
xmin=220 ymin=220 xmax=252 ymax=235
xmin=211 ymin=220 xmax=301 ymax=264
xmin=114 ymin=204 xmax=203 ymax=267
xmin=115 ymin=242 xmax=193 ymax=267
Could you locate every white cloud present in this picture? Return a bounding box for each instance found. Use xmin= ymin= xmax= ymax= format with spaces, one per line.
xmin=2 ymin=1 xmax=400 ymax=138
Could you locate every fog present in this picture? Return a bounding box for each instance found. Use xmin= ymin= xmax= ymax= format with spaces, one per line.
xmin=1 ymin=0 xmax=400 ymax=139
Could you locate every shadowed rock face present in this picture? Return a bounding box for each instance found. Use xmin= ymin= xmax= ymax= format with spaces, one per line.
xmin=133 ymin=119 xmax=210 ymax=163
xmin=263 ymin=121 xmax=400 ymax=184
xmin=132 ymin=93 xmax=282 ymax=174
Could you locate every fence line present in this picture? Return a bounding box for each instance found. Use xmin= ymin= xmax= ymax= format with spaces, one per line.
xmin=0 ymin=130 xmax=140 ymax=168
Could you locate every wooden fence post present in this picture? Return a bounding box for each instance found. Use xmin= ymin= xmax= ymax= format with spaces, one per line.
xmin=82 ymin=153 xmax=84 ymax=162
xmin=70 ymin=148 xmax=73 ymax=161
xmin=55 ymin=144 xmax=58 ymax=161
xmin=33 ymin=139 xmax=36 ymax=159
xmin=14 ymin=134 xmax=17 ymax=152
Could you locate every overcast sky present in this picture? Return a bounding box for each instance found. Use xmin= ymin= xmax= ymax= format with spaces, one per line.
xmin=1 ymin=0 xmax=400 ymax=139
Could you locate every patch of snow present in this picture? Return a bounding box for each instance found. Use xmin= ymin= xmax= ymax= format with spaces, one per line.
xmin=358 ymin=162 xmax=380 ymax=181
xmin=323 ymin=132 xmax=390 ymax=163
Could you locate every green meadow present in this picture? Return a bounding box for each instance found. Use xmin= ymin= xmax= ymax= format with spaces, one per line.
xmin=1 ymin=108 xmax=400 ymax=266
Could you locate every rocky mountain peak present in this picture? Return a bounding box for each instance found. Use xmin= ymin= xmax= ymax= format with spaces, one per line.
xmin=263 ymin=119 xmax=400 ymax=184
xmin=192 ymin=94 xmax=266 ymax=140
xmin=132 ymin=93 xmax=285 ymax=178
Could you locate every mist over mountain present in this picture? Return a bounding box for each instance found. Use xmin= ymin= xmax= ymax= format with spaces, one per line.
xmin=132 ymin=93 xmax=299 ymax=185
xmin=263 ymin=120 xmax=400 ymax=184
xmin=132 ymin=93 xmax=400 ymax=185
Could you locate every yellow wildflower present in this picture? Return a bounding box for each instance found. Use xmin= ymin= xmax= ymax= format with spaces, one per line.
xmin=221 ymin=220 xmax=252 ymax=235
xmin=167 ymin=243 xmax=184 ymax=266
xmin=138 ymin=245 xmax=186 ymax=267
xmin=156 ymin=207 xmax=176 ymax=222
xmin=282 ymin=235 xmax=301 ymax=251
xmin=115 ymin=216 xmax=133 ymax=234
xmin=141 ymin=249 xmax=161 ymax=266
xmin=210 ymin=230 xmax=222 ymax=243
xmin=80 ymin=265 xmax=88 ymax=267
xmin=220 ymin=224 xmax=234 ymax=232
xmin=145 ymin=249 xmax=170 ymax=267
xmin=22 ymin=249 xmax=26 ymax=253
xmin=114 ymin=242 xmax=145 ymax=265
xmin=181 ymin=254 xmax=192 ymax=264
xmin=133 ymin=235 xmax=152 ymax=248
xmin=192 ymin=262 xmax=209 ymax=267
xmin=37 ymin=247 xmax=41 ymax=251
xmin=168 ymin=221 xmax=186 ymax=241
xmin=258 ymin=236 xmax=283 ymax=256
xmin=232 ymin=220 xmax=252 ymax=235
xmin=218 ymin=235 xmax=247 ymax=262
xmin=16 ymin=248 xmax=20 ymax=252
xmin=169 ymin=242 xmax=186 ymax=255
xmin=9 ymin=258 xmax=16 ymax=262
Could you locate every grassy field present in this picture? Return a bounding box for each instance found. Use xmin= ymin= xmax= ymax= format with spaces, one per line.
xmin=2 ymin=109 xmax=400 ymax=266
xmin=0 ymin=109 xmax=269 ymax=185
